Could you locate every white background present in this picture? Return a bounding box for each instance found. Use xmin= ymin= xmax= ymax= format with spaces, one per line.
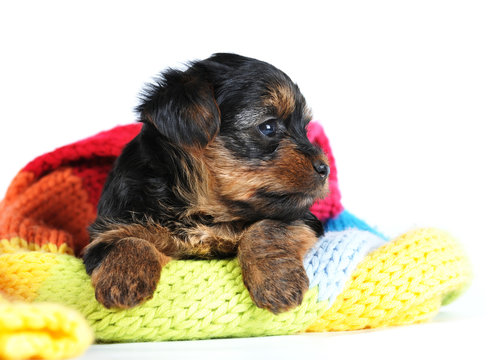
xmin=1 ymin=1 xmax=498 ymax=359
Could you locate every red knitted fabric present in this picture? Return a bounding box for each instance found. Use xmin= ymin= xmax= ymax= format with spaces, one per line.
xmin=0 ymin=122 xmax=342 ymax=255
xmin=307 ymin=122 xmax=342 ymax=220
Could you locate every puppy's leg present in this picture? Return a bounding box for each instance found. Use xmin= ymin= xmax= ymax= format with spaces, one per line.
xmin=238 ymin=219 xmax=317 ymax=314
xmin=83 ymin=224 xmax=171 ymax=309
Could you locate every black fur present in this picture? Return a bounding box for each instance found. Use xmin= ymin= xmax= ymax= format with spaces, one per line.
xmin=87 ymin=53 xmax=328 ymax=257
xmin=84 ymin=53 xmax=332 ymax=312
xmin=82 ymin=240 xmax=115 ymax=275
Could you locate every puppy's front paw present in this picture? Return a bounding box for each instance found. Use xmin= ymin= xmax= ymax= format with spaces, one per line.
xmin=86 ymin=237 xmax=165 ymax=309
xmin=243 ymin=259 xmax=309 ymax=314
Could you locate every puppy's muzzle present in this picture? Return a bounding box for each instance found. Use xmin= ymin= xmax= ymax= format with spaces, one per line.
xmin=313 ymin=160 xmax=330 ymax=178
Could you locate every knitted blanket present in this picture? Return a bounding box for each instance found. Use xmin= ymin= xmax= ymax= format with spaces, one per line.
xmin=0 ymin=123 xmax=471 ymax=355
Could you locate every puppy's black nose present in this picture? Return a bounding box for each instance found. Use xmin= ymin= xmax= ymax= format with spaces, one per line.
xmin=313 ymin=161 xmax=330 ymax=178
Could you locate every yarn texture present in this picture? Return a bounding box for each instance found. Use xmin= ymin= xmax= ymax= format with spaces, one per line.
xmin=0 ymin=122 xmax=471 ymax=351
xmin=0 ymin=292 xmax=93 ymax=360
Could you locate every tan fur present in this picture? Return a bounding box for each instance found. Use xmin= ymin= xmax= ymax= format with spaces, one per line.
xmin=86 ymin=220 xmax=244 ymax=308
xmin=90 ymin=237 xmax=169 ymax=309
xmin=89 ymin=220 xmax=242 ymax=259
xmin=264 ymin=84 xmax=296 ymax=118
xmin=87 ymin=215 xmax=317 ymax=312
xmin=202 ymin=139 xmax=329 ymax=207
xmin=238 ymin=220 xmax=316 ymax=313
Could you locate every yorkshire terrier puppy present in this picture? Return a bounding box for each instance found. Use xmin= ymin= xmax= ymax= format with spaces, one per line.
xmin=83 ymin=53 xmax=330 ymax=314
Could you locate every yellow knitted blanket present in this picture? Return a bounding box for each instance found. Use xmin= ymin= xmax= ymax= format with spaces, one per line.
xmin=0 ymin=228 xmax=471 ymax=350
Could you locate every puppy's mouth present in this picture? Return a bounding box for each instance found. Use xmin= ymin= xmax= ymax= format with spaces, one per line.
xmin=214 ymin=172 xmax=329 ymax=223
xmin=250 ymin=182 xmax=329 ymax=217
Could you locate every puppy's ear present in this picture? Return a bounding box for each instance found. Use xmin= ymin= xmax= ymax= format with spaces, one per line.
xmin=136 ymin=65 xmax=220 ymax=148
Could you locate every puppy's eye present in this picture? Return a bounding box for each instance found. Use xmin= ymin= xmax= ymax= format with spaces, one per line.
xmin=258 ymin=119 xmax=277 ymax=137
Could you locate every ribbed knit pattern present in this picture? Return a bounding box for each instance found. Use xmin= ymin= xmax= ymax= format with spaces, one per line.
xmin=307 ymin=228 xmax=471 ymax=331
xmin=0 ymin=293 xmax=93 ymax=360
xmin=0 ymin=227 xmax=470 ymax=342
xmin=37 ymin=255 xmax=329 ymax=341
xmin=0 ymin=125 xmax=141 ymax=255
xmin=305 ymin=229 xmax=386 ymax=304
xmin=0 ymin=122 xmax=471 ymax=351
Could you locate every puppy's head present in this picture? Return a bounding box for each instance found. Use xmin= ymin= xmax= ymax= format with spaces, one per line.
xmin=137 ymin=53 xmax=329 ymax=221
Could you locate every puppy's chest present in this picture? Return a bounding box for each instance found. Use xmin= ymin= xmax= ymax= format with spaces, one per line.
xmin=173 ymin=217 xmax=246 ymax=258
xmin=159 ymin=182 xmax=250 ymax=258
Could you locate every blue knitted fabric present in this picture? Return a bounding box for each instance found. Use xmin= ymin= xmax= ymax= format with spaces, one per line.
xmin=325 ymin=209 xmax=387 ymax=240
xmin=304 ymin=228 xmax=385 ymax=305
